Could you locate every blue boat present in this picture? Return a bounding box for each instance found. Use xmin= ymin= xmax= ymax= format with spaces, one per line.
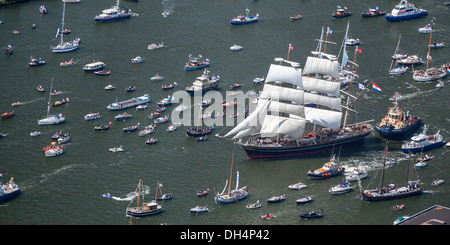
xmin=0 ymin=177 xmax=21 ymax=203
xmin=94 ymin=0 xmax=131 ymax=23
xmin=307 ymin=154 xmax=345 ymax=180
xmin=230 ymin=9 xmax=259 ymax=25
xmin=106 ymin=94 xmax=150 ymax=111
xmin=375 ymin=93 xmax=421 ymax=139
xmin=401 ymin=125 xmax=446 ymax=153
xmin=385 ymin=0 xmax=427 ymax=22
xmin=184 ymin=55 xmax=210 ymax=71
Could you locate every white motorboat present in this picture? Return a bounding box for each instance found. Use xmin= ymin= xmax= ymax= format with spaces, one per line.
xmin=344 ymin=38 xmax=360 ymax=46
xmin=432 ymin=179 xmax=444 ymax=185
xmin=418 ymin=23 xmax=432 ymax=34
xmin=148 ymin=42 xmax=165 ymax=50
xmin=151 ymin=74 xmax=164 ymax=81
xmin=154 ymin=115 xmax=169 ymax=124
xmin=131 ymin=56 xmax=144 ymax=63
xmin=57 ymin=133 xmax=70 ymax=144
xmin=389 ymin=66 xmax=408 ymax=75
xmin=436 ymin=81 xmax=444 ymax=88
xmin=45 ymin=146 xmax=64 ymax=157
xmin=230 ymin=44 xmax=243 ymax=51
xmin=104 ymin=84 xmax=115 ymax=90
xmin=94 ymin=0 xmax=131 ymax=23
xmin=296 ymin=195 xmax=313 ymax=204
xmin=167 ymin=125 xmax=177 ymax=132
xmin=288 ymin=182 xmax=307 ymax=190
xmin=253 ymin=76 xmax=265 ymax=84
xmin=267 ymin=194 xmax=285 ymax=203
xmin=83 ymin=61 xmax=106 ymax=72
xmin=84 ymin=112 xmax=101 ymax=120
xmin=30 ymin=131 xmax=41 ymax=137
xmin=109 ymin=145 xmax=124 ymax=152
xmin=190 ymin=205 xmax=208 ymax=214
xmin=345 ymin=168 xmax=368 ymax=182
xmin=329 ymin=182 xmax=353 ymax=194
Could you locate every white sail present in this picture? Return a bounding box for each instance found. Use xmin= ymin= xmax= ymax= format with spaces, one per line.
xmin=259 ymin=84 xmax=304 ymax=104
xmin=302 ymin=56 xmax=340 ymax=80
xmin=235 ymin=171 xmax=239 ymax=191
xmin=265 ymin=64 xmax=303 ymax=87
xmin=266 ymin=100 xmax=305 ymax=118
xmin=260 ymin=115 xmax=306 ymax=139
xmin=301 ymin=76 xmax=341 ymax=97
xmin=303 ymin=93 xmax=342 ymax=111
xmin=224 ymin=99 xmax=270 ymax=138
xmin=304 ymin=107 xmax=342 ymax=129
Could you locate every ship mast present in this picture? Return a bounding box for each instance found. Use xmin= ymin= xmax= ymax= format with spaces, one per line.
xmin=379 ymin=142 xmax=389 ymax=191
xmin=227 ymin=147 xmax=235 ymax=196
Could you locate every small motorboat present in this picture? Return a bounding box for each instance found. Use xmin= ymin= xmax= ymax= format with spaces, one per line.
xmin=197 ymin=189 xmax=209 ymax=197
xmin=94 ymin=124 xmax=109 ymax=131
xmin=148 ymin=112 xmax=160 ymax=119
xmin=436 ymin=81 xmax=444 ymax=88
xmin=94 ymin=69 xmax=111 ymax=75
xmin=345 ymin=38 xmax=360 ymax=46
xmin=162 ymin=84 xmax=174 ymax=90
xmin=27 ymin=57 xmax=46 ymax=67
xmin=299 ymin=209 xmax=324 ymax=219
xmin=37 ymin=85 xmax=45 ymax=92
xmin=288 ymin=182 xmax=307 ymax=190
xmin=290 ymin=14 xmax=302 ymax=20
xmin=190 ymin=205 xmax=208 ymax=214
xmin=123 ymin=124 xmax=139 ymax=133
xmin=131 ymin=56 xmax=144 ymax=63
xmin=196 ymin=136 xmax=208 ymax=142
xmin=261 ymin=214 xmax=274 ymax=220
xmin=5 ymin=44 xmax=13 ymax=55
xmin=126 ymin=86 xmax=136 ymax=92
xmin=60 ymin=58 xmax=74 ymax=67
xmin=12 ymin=30 xmax=19 ymax=35
xmin=145 ymin=138 xmax=158 ymax=144
xmin=30 ymin=131 xmax=41 ymax=137
xmin=230 ymin=44 xmax=243 ymax=51
xmin=151 ymin=74 xmax=164 ymax=81
xmin=418 ymin=23 xmax=432 ymax=34
xmin=332 ymin=7 xmax=351 ymax=18
xmin=186 ymin=127 xmax=212 ymax=137
xmin=60 ymin=29 xmax=71 ymax=35
xmin=296 ymin=195 xmax=313 ymax=204
xmin=1 ymin=111 xmax=14 ymax=119
xmin=115 ymin=112 xmax=132 ymax=121
xmin=389 ymin=66 xmax=409 ymax=75
xmin=102 ymin=193 xmax=112 ymax=198
xmin=392 ymin=204 xmax=405 ymax=211
xmin=345 ymin=168 xmax=368 ymax=182
xmin=230 ymin=83 xmax=241 ymax=89
xmin=432 ymin=179 xmax=444 ymax=185
xmin=84 ymin=112 xmax=101 ymax=121
xmin=414 ymin=161 xmax=428 ymax=169
xmin=51 ymin=98 xmax=69 ymax=107
xmin=329 ymin=181 xmax=353 ymax=194
xmin=246 ymin=201 xmax=261 ymax=209
xmin=109 ymin=145 xmax=124 ymax=152
xmin=45 ymin=146 xmax=64 ymax=157
xmin=136 ymin=104 xmax=148 ymax=110
xmin=154 ymin=115 xmax=169 ymax=124
xmin=105 ymin=84 xmax=116 ymax=90
xmin=167 ymin=125 xmax=177 ymax=132
xmin=154 ymin=193 xmax=172 ymax=201
xmin=361 ymin=8 xmax=386 ymax=17
xmin=57 ymin=133 xmax=70 ymax=144
xmin=138 ymin=127 xmax=155 ymax=137
xmin=417 ymin=154 xmax=433 ymax=162
xmin=429 ymin=42 xmax=445 ymax=49
xmin=267 ymin=194 xmax=285 ymax=203
xmin=11 ymin=102 xmax=23 ymax=106
xmin=253 ymin=76 xmax=265 ymax=84
xmin=50 ymin=90 xmax=61 ymax=96
xmin=148 ymin=42 xmax=165 ymax=50
xmin=157 ymin=97 xmax=171 ymax=106
xmin=39 ymin=5 xmax=47 ymax=14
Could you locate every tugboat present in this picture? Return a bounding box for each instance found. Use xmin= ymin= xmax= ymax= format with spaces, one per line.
xmin=332 ymin=6 xmax=351 ymax=18
xmin=375 ymin=92 xmax=421 ymax=140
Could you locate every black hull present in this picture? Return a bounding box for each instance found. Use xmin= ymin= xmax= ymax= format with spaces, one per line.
xmin=375 ymin=119 xmax=421 ymax=140
xmin=361 ymin=189 xmax=422 ymax=202
xmin=307 ymin=169 xmax=345 ymax=180
xmin=186 ymin=128 xmax=212 ymax=137
xmin=240 ymin=131 xmax=371 ymax=159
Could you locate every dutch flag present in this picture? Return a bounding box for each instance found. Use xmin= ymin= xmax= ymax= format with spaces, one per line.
xmin=372 ymin=83 xmax=382 ymax=93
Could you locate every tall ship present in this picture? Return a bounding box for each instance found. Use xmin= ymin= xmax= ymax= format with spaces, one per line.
xmin=51 ymin=1 xmax=79 ymax=53
xmin=185 ymin=69 xmax=220 ymax=94
xmin=125 ymin=179 xmax=162 ymax=217
xmin=221 ymin=29 xmax=373 ymax=159
xmin=38 ymin=79 xmax=66 ymax=125
xmin=94 ymin=0 xmax=131 ymax=23
xmin=358 ymin=142 xmax=422 ymax=202
xmin=385 ymin=0 xmax=427 ymax=22
xmin=106 ymin=94 xmax=150 ymax=111
xmin=374 ymin=92 xmax=421 ymax=139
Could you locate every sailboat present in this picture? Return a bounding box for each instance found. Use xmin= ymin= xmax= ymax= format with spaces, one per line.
xmin=412 ymin=18 xmax=447 ymax=82
xmin=221 ymin=28 xmax=373 ymax=159
xmin=358 ymin=142 xmax=422 ymax=202
xmin=389 ymin=35 xmax=409 ymax=75
xmin=38 ymin=78 xmax=66 ymax=125
xmin=51 ymin=2 xmax=79 ymax=53
xmin=215 ymin=147 xmax=248 ymax=204
xmin=125 ymin=179 xmax=162 ymax=217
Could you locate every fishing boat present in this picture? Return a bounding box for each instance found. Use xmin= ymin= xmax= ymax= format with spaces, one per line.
xmin=0 ymin=177 xmax=21 ymax=203
xmin=51 ymin=2 xmax=79 ymax=53
xmin=432 ymin=179 xmax=444 ymax=185
xmin=115 ymin=112 xmax=132 ymax=121
xmin=38 ymin=79 xmax=66 ymax=125
xmin=1 ymin=111 xmax=14 ymax=119
xmin=109 ymin=145 xmax=124 ymax=152
xmin=296 ymin=195 xmax=313 ymax=204
xmin=94 ymin=124 xmax=110 ymax=131
xmin=39 ymin=5 xmax=47 ymax=14
xmin=290 ymin=14 xmax=302 ymax=20
xmin=230 ymin=9 xmax=259 ymax=25
xmin=94 ymin=69 xmax=111 ymax=75
xmin=385 ymin=0 xmax=427 ymax=22
xmin=154 ymin=115 xmax=169 ymax=124
xmin=401 ymin=125 xmax=446 ymax=153
xmin=345 ymin=168 xmax=368 ymax=182
xmin=230 ymin=44 xmax=243 ymax=51
xmin=299 ymin=209 xmax=324 ymax=219
xmin=190 ymin=205 xmax=208 ymax=214
xmin=220 ymin=30 xmax=373 ymax=159
xmin=267 ymin=194 xmax=285 ymax=203
xmin=145 ymin=138 xmax=158 ymax=144
xmin=147 ymin=42 xmax=165 ymax=50
xmin=215 ymin=147 xmax=248 ymax=204
xmin=126 ymin=180 xmax=162 ymax=217
xmin=84 ymin=112 xmax=101 ymax=121
xmin=332 ymin=6 xmax=351 ymax=18
xmin=28 ymin=56 xmax=46 ymax=67
xmin=60 ymin=58 xmax=74 ymax=66
xmin=288 ymin=182 xmax=307 ymax=190
xmin=83 ymin=61 xmax=106 ymax=72
xmin=131 ymin=56 xmax=144 ymax=63
xmin=413 ymin=19 xmax=447 ymax=82
xmin=307 ymin=154 xmax=345 ymax=179
xmin=106 ymin=94 xmax=150 ymax=110
xmin=361 ymin=7 xmax=386 ymax=17
xmin=375 ymin=92 xmax=421 ymax=140
xmin=94 ymin=0 xmax=131 ymax=23
xmin=184 ymin=54 xmax=210 ymax=71
xmin=358 ymin=142 xmax=423 ymax=202
xmin=151 ymin=74 xmax=164 ymax=81
xmin=329 ymin=181 xmax=353 ymax=194
xmin=185 ymin=69 xmax=220 ymax=94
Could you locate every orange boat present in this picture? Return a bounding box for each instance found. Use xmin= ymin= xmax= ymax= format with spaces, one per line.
xmin=1 ymin=110 xmax=14 ymax=119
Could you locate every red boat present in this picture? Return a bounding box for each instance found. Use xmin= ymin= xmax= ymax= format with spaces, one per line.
xmin=197 ymin=189 xmax=209 ymax=197
xmin=1 ymin=110 xmax=14 ymax=119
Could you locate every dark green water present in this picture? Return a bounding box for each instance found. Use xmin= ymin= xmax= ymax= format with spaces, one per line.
xmin=0 ymin=0 xmax=449 ymax=225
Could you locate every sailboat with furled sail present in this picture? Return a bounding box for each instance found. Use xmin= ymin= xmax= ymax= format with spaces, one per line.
xmin=51 ymin=1 xmax=79 ymax=53
xmin=358 ymin=142 xmax=422 ymax=202
xmin=38 ymin=78 xmax=65 ymax=125
xmin=221 ymin=28 xmax=373 ymax=159
xmin=215 ymin=146 xmax=248 ymax=204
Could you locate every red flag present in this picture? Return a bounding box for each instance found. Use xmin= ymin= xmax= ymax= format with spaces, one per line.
xmin=289 ymin=44 xmax=294 ymax=50
xmin=356 ymin=46 xmax=362 ymax=53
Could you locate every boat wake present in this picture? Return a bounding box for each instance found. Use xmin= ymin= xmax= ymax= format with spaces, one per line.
xmin=104 ymin=185 xmax=150 ymax=201
xmin=161 ymin=0 xmax=175 ymax=17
